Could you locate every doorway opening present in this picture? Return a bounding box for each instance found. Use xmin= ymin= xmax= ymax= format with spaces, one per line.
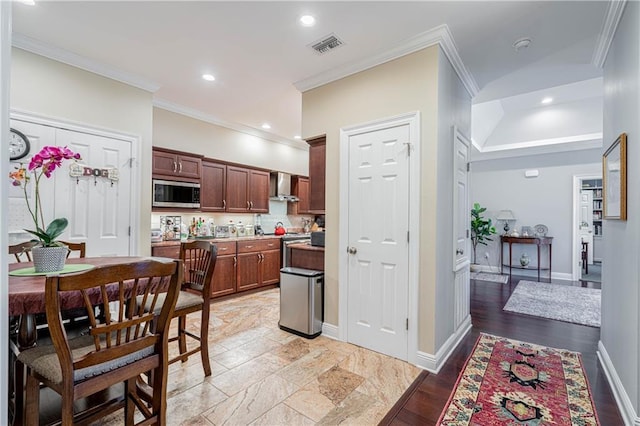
xmin=574 ymin=175 xmax=602 ymax=283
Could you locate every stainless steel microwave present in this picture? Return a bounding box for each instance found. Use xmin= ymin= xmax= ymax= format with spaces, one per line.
xmin=152 ymin=179 xmax=200 ymax=208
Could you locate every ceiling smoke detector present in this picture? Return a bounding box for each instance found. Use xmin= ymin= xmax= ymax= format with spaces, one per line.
xmin=513 ymin=37 xmax=532 ymax=52
xmin=309 ymin=33 xmax=344 ymax=54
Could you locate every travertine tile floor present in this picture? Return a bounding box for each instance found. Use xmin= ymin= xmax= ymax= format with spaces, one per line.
xmin=105 ymin=288 xmax=421 ymax=425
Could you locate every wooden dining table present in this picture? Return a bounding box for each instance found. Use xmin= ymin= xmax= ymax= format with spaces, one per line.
xmin=8 ymin=256 xmax=162 ymax=350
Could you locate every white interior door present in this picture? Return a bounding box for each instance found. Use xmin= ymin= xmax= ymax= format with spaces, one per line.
xmin=453 ymin=128 xmax=471 ymax=331
xmin=10 ymin=120 xmax=133 ymax=257
xmin=346 ymin=123 xmax=409 ymax=360
xmin=579 ymin=190 xmax=594 ymax=263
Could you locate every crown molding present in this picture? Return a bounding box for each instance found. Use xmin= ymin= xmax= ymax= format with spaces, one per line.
xmin=12 ymin=33 xmax=160 ymax=93
xmin=294 ymin=24 xmax=479 ymax=97
xmin=153 ymin=99 xmax=309 ymax=151
xmin=592 ymin=0 xmax=627 ymax=68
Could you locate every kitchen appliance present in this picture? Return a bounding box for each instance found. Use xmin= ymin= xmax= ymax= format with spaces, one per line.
xmin=310 ymin=231 xmax=325 ymax=247
xmin=269 ymin=172 xmax=298 ymax=201
xmin=152 ymin=179 xmax=200 ymax=209
xmin=214 ymin=225 xmax=230 ymax=238
xmin=279 ymin=267 xmax=324 ymax=338
xmin=275 ymin=222 xmax=286 ymax=235
xmin=255 ymin=224 xmax=264 ymax=236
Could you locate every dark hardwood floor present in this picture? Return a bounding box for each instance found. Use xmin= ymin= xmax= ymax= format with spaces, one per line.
xmin=381 ymin=274 xmax=624 ymax=425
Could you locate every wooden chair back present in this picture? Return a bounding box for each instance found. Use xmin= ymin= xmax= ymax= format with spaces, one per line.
xmin=8 ymin=241 xmax=36 ymax=263
xmin=44 ymin=258 xmax=182 ymax=424
xmin=179 ymin=240 xmax=217 ymax=297
xmin=59 ymin=241 xmax=86 ymax=258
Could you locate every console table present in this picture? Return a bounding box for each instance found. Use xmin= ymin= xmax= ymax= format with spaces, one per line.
xmin=500 ymin=236 xmax=553 ymax=282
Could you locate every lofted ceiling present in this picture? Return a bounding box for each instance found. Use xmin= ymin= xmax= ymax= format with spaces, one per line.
xmin=10 ymin=1 xmax=613 ymax=152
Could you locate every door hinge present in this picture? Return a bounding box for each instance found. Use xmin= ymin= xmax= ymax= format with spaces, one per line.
xmin=406 ymin=318 xmax=409 ymax=330
xmin=129 ymin=158 xmax=135 ymax=168
xmin=466 ymin=229 xmax=469 ymax=238
xmin=466 ymin=162 xmax=470 ymax=172
xmin=128 ymin=226 xmax=131 ymax=236
xmin=407 ymin=231 xmax=410 ymax=243
xmin=404 ymin=142 xmax=412 ymax=156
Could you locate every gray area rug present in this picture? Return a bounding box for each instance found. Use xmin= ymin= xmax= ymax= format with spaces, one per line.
xmin=504 ymin=281 xmax=601 ymax=327
xmin=471 ymin=272 xmax=508 ymax=284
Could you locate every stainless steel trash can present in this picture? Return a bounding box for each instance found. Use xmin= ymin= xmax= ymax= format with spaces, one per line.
xmin=279 ymin=267 xmax=324 ymax=338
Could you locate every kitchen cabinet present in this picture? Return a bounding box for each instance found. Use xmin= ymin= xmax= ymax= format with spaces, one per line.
xmin=287 ymin=176 xmax=310 ymax=215
xmin=211 ymin=241 xmax=237 ymax=297
xmin=201 ymin=160 xmax=227 ymax=212
xmin=226 ymin=166 xmax=269 ymax=213
xmin=152 ymin=148 xmax=201 ymax=181
xmin=307 ymin=136 xmax=326 ymax=214
xmin=236 ymin=238 xmax=280 ymax=291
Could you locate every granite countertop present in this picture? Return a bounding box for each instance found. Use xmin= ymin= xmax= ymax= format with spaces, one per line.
xmin=289 ymin=242 xmax=325 ymax=252
xmin=151 ymin=234 xmax=285 ymax=247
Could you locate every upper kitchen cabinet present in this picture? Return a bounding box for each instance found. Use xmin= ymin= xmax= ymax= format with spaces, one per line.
xmin=200 ymin=160 xmax=227 ymax=212
xmin=307 ymin=136 xmax=326 ymax=214
xmin=226 ymin=165 xmax=269 ymax=213
xmin=152 ymin=148 xmax=202 ymax=182
xmin=288 ymin=176 xmax=310 ymax=215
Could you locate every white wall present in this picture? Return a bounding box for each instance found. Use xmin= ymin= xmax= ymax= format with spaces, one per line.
xmin=470 ymin=149 xmax=601 ymax=278
xmin=153 ymin=107 xmax=309 ymax=176
xmin=600 ymin=1 xmax=640 ymax=421
xmin=434 ymin=48 xmax=472 ymax=349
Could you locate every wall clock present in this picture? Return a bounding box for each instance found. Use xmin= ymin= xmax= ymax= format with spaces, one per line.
xmin=9 ymin=128 xmax=30 ymax=161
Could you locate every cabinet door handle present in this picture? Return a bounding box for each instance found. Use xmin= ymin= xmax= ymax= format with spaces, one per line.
xmin=223 ymin=199 xmax=226 ymax=209
xmin=257 ymin=253 xmax=262 ymax=262
xmin=246 ymin=201 xmax=250 ymax=209
xmin=233 ymin=256 xmax=237 ymax=266
xmin=261 ymin=253 xmax=265 ymax=261
xmin=246 ymin=245 xmax=253 ymax=249
xmin=220 ymin=247 xmax=227 ymax=251
xmin=249 ymin=201 xmax=253 ymax=209
xmin=179 ymin=162 xmax=183 ymax=173
xmin=173 ymin=161 xmax=177 ymax=173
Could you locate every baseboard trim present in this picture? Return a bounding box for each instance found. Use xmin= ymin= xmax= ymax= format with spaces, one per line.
xmin=321 ymin=322 xmax=340 ymax=340
xmin=415 ymin=317 xmax=471 ymax=373
xmin=597 ymin=340 xmax=640 ymax=425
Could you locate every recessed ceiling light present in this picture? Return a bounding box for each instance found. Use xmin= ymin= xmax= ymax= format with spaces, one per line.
xmin=202 ymin=74 xmax=215 ymax=81
xmin=541 ymin=97 xmax=553 ymax=104
xmin=294 ymin=135 xmax=301 ymax=140
xmin=261 ymin=123 xmax=271 ymax=130
xmin=513 ymin=37 xmax=532 ymax=52
xmin=300 ymin=15 xmax=316 ymax=27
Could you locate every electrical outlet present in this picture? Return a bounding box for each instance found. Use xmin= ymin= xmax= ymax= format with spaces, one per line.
xmin=484 ymin=252 xmax=490 ymax=260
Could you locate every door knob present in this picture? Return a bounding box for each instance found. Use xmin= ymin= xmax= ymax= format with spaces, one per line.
xmin=347 ymin=247 xmax=357 ymax=255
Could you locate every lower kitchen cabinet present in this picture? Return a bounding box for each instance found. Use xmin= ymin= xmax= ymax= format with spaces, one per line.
xmin=236 ymin=238 xmax=280 ymax=291
xmin=211 ymin=241 xmax=237 ymax=298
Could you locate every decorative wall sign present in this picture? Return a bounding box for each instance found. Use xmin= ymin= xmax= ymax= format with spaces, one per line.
xmin=603 ymin=133 xmax=627 ymax=220
xmin=69 ymin=163 xmax=119 ymax=186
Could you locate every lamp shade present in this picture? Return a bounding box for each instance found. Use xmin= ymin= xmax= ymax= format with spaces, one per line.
xmin=496 ymin=210 xmax=516 ymax=221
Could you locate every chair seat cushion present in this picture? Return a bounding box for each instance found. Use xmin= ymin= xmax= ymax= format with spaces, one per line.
xmin=17 ymin=335 xmax=154 ymax=384
xmin=144 ymin=290 xmax=203 ymax=314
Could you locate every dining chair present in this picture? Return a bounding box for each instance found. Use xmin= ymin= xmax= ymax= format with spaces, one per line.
xmin=14 ymin=258 xmax=182 ymax=426
xmin=8 ymin=241 xmax=36 ymax=263
xmin=59 ymin=241 xmax=86 ymax=258
xmin=170 ymin=240 xmax=217 ymax=376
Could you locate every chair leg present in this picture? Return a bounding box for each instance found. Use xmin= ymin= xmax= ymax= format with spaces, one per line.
xmin=125 ymin=377 xmax=136 ymax=425
xmin=61 ymin=392 xmax=75 ymax=426
xmin=13 ymin=360 xmax=25 ymax=426
xmin=178 ymin=315 xmax=187 ymax=360
xmin=200 ymin=306 xmax=211 ymax=376
xmin=24 ymin=373 xmax=40 ymax=426
xmin=151 ymin=365 xmax=168 ymax=425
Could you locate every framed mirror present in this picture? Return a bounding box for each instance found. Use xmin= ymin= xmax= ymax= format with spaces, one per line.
xmin=603 ymin=133 xmax=627 ymax=220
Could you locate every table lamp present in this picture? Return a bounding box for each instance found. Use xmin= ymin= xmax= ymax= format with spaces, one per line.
xmin=496 ymin=210 xmax=516 ymax=235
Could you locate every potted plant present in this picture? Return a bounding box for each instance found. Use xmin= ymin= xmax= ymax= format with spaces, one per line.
xmin=9 ymin=145 xmax=81 ymax=272
xmin=471 ymin=202 xmax=496 ymax=267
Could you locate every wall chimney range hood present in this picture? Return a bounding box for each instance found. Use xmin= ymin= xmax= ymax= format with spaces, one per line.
xmin=270 ymin=172 xmax=299 ymax=202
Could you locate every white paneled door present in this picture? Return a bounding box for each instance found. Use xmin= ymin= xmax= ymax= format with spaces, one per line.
xmin=453 ymin=128 xmax=471 ymax=331
xmin=10 ymin=120 xmax=133 ymax=257
xmin=346 ymin=123 xmax=409 ymax=360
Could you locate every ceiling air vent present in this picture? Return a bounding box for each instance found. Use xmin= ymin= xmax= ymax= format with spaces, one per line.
xmin=309 ymin=33 xmax=344 ymax=54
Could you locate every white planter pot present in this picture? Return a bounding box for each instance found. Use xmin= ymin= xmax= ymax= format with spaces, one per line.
xmin=31 ymin=245 xmax=69 ymax=273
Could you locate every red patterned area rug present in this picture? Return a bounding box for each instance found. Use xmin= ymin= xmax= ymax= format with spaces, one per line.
xmin=438 ymin=333 xmax=600 ymax=425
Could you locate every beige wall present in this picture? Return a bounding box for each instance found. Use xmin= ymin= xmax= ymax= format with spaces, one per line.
xmin=153 ymin=108 xmax=309 ymax=175
xmin=10 ymin=48 xmax=154 ymax=255
xmin=302 ymin=46 xmax=448 ymax=353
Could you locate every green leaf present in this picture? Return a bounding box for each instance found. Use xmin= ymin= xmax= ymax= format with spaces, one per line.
xmin=46 ymin=218 xmax=68 ymax=241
